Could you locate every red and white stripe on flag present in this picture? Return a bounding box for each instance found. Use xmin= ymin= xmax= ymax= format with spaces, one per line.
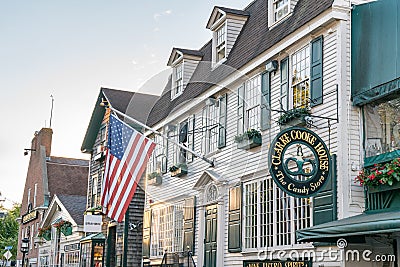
xmin=101 ymin=114 xmax=156 ymax=222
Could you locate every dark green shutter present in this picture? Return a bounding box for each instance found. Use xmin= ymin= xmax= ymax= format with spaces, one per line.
xmin=310 ymin=36 xmax=324 ymax=106
xmin=237 ymin=85 xmax=245 ymax=135
xmin=260 ymin=72 xmax=271 ymax=130
xmin=183 ymin=196 xmax=196 ymax=253
xmin=228 ymin=185 xmax=242 ymax=252
xmin=218 ymin=94 xmax=227 ymax=148
xmin=142 ymin=209 xmax=152 ymax=258
xmin=280 ymin=57 xmax=289 ymax=111
xmin=313 ymin=154 xmax=337 ymax=225
xmin=187 ymin=116 xmax=195 ymax=162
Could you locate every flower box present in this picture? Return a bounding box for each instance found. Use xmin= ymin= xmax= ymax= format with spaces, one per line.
xmin=277 ymin=107 xmax=310 ymax=129
xmin=61 ymin=225 xmax=73 ymax=236
xmin=236 ymin=136 xmax=262 ymax=149
xmin=169 ymin=164 xmax=188 ymax=177
xmin=367 ymin=182 xmax=400 ymax=193
xmin=148 ymin=175 xmax=162 ymax=186
xmin=234 ymin=129 xmax=262 ymax=150
xmin=42 ymin=231 xmax=51 ymax=241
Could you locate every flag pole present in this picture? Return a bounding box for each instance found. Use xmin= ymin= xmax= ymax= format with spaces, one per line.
xmin=107 ymin=105 xmax=215 ymax=167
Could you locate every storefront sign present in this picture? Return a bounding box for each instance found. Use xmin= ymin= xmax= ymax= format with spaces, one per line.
xmin=243 ymin=259 xmax=312 ymax=267
xmin=269 ymin=127 xmax=331 ymax=198
xmin=22 ymin=210 xmax=38 ymax=224
xmin=84 ymin=215 xmax=102 ymax=232
xmin=64 ymin=243 xmax=80 ymax=252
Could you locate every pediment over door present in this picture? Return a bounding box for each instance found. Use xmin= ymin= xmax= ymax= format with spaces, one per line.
xmin=193 ymin=169 xmax=227 ymax=191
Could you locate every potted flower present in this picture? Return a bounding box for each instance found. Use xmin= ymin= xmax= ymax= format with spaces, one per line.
xmin=53 ymin=220 xmax=73 ymax=236
xmin=38 ymin=225 xmax=52 ymax=241
xmin=355 ymin=158 xmax=400 ymax=193
xmin=147 ymin=172 xmax=162 ymax=186
xmin=169 ymin=163 xmax=188 ymax=177
xmin=234 ymin=129 xmax=262 ymax=149
xmin=277 ymin=107 xmax=311 ymax=128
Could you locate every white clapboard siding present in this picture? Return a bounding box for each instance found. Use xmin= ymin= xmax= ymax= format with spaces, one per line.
xmin=183 ymin=59 xmax=201 ymax=88
xmin=144 ymin=12 xmax=362 ymax=266
xmin=226 ymin=18 xmax=246 ymax=58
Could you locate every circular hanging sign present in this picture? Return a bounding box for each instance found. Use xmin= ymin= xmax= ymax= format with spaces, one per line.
xmin=269 ymin=127 xmax=331 ymax=198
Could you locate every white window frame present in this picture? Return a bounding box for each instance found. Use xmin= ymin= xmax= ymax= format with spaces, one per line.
xmin=149 ymin=133 xmax=167 ymax=174
xmin=33 ymin=183 xmax=37 ymax=208
xmin=291 ymin=45 xmax=310 ymax=109
xmin=245 ymin=75 xmax=262 ymax=130
xmin=171 ymin=63 xmax=184 ymax=99
xmin=202 ymin=103 xmax=219 ymax=154
xmin=242 ymin=177 xmax=312 ymax=251
xmin=273 ymin=0 xmax=290 ymax=22
xmin=27 ymin=188 xmax=31 ymax=206
xmin=150 ymin=202 xmax=184 ymax=258
xmin=91 ymin=174 xmax=98 ymax=208
xmin=215 ymin=23 xmax=227 ymax=63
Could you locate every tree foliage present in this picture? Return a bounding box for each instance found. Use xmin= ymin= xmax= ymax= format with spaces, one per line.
xmin=0 ymin=204 xmax=20 ymax=261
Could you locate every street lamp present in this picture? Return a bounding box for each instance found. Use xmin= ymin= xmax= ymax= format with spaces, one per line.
xmin=20 ymin=238 xmax=29 ymax=267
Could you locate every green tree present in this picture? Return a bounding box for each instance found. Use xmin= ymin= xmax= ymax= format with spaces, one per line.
xmin=0 ymin=204 xmax=21 ymax=261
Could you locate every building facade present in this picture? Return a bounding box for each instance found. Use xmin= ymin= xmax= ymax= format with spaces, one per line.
xmin=81 ymin=88 xmax=159 ymax=267
xmin=17 ymin=128 xmax=88 ymax=267
xmin=141 ymin=0 xmax=368 ymax=266
xmin=37 ymin=195 xmax=86 ymax=267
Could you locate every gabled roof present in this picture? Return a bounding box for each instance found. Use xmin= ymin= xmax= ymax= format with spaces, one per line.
xmin=167 ymin=48 xmax=204 ymax=66
xmin=57 ymin=195 xmax=87 ymax=225
xmin=147 ymin=0 xmax=334 ymax=127
xmin=81 ymin=88 xmax=159 ymax=152
xmin=206 ymin=6 xmax=250 ymax=29
xmin=41 ymin=194 xmax=86 ymax=228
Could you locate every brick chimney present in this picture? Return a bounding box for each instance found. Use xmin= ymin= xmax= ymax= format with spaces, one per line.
xmin=32 ymin=128 xmax=53 ymax=157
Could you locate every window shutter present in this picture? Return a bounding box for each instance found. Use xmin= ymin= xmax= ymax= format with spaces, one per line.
xmin=237 ymin=85 xmax=245 ymax=135
xmin=218 ymin=94 xmax=227 ymax=148
xmin=183 ymin=196 xmax=196 ymax=253
xmin=228 ymin=185 xmax=242 ymax=252
xmin=142 ymin=209 xmax=152 ymax=258
xmin=313 ymin=154 xmax=337 ymax=225
xmin=187 ymin=116 xmax=195 ymax=162
xmin=310 ymin=36 xmax=324 ymax=106
xmin=260 ymin=72 xmax=271 ymax=130
xmin=280 ymin=57 xmax=289 ymax=111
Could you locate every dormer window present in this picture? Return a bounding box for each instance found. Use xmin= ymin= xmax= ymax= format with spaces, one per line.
xmin=207 ymin=6 xmax=249 ymax=66
xmin=216 ymin=24 xmax=226 ymax=62
xmin=174 ymin=63 xmax=183 ymax=97
xmin=167 ymin=48 xmax=203 ymax=100
xmin=274 ymin=0 xmax=289 ymax=21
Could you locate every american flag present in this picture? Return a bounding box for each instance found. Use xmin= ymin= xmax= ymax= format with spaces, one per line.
xmin=101 ymin=114 xmax=156 ymax=222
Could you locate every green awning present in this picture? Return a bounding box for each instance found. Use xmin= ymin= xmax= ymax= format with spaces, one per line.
xmin=80 ymin=233 xmax=106 ymax=243
xmin=296 ymin=210 xmax=400 ymax=242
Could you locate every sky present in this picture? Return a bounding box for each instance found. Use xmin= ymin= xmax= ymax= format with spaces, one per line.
xmin=0 ymin=0 xmax=251 ymax=208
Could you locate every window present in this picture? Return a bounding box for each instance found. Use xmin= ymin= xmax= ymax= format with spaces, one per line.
xmin=273 ymin=0 xmax=290 ymax=22
xmin=364 ymin=97 xmax=400 ymax=157
xmin=280 ymin=58 xmax=289 ymax=110
xmin=245 ymin=75 xmax=262 ymax=130
xmin=202 ymin=103 xmax=219 ymax=154
xmin=27 ymin=188 xmax=31 ymax=207
xmin=33 ymin=183 xmax=37 ymax=208
xmin=149 ymin=134 xmax=167 ymax=174
xmin=150 ymin=203 xmax=184 ymax=257
xmin=243 ymin=177 xmax=311 ymax=250
xmin=215 ymin=24 xmax=226 ymax=62
xmin=292 ymin=45 xmax=310 ymax=108
xmin=172 ymin=64 xmax=183 ymax=99
xmin=91 ymin=175 xmax=98 ymax=208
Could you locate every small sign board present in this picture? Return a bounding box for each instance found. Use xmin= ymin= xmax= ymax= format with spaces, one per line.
xmin=4 ymin=246 xmax=12 ymax=250
xmin=3 ymin=250 xmax=12 ymax=260
xmin=243 ymin=259 xmax=312 ymax=267
xmin=84 ymin=215 xmax=102 ymax=233
xmin=22 ymin=210 xmax=38 ymax=224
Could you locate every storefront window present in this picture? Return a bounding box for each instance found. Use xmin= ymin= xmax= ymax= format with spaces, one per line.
xmin=364 ymin=97 xmax=400 ymax=157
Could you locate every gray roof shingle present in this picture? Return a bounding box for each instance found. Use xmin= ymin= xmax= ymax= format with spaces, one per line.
xmin=147 ymin=0 xmax=333 ymax=127
xmin=57 ymin=194 xmax=87 ymax=225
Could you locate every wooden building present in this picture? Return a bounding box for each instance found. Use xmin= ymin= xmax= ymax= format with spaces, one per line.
xmin=141 ymin=0 xmax=367 ymax=266
xmin=81 ymin=88 xmax=159 ymax=267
